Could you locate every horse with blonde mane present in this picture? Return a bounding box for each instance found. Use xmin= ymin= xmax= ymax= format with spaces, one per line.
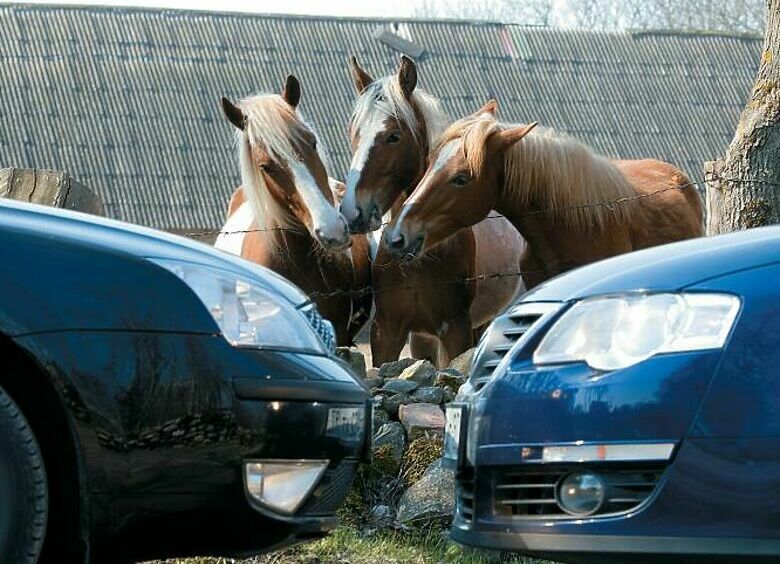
xmin=343 ymin=56 xmax=526 ymax=366
xmin=386 ymin=100 xmax=704 ymax=289
xmin=215 ymin=76 xmax=371 ymax=346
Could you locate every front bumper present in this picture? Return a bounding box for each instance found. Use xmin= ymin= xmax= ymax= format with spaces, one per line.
xmin=13 ymin=330 xmax=369 ymax=561
xmin=452 ymin=438 xmax=780 ymax=560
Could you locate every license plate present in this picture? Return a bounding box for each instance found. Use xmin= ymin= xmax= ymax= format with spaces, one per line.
xmin=444 ymin=405 xmax=463 ymax=462
xmin=326 ymin=407 xmax=365 ymax=441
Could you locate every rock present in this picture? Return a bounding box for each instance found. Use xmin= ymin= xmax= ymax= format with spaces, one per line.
xmin=381 ymin=393 xmax=413 ymax=419
xmin=372 ymin=405 xmax=390 ymax=432
xmin=434 ymin=368 xmax=467 ymax=392
xmin=364 ymin=377 xmax=384 ymax=391
xmin=382 ymin=378 xmax=420 ymax=394
xmin=399 ymin=403 xmax=445 ymax=440
xmin=336 ymin=348 xmax=367 ymax=379
xmin=401 ymin=436 xmax=444 ymax=487
xmin=399 ymin=359 xmax=437 ymax=386
xmin=371 ymin=422 xmax=406 ymax=475
xmin=448 ymin=348 xmax=476 ymax=376
xmin=367 ymin=504 xmax=395 ymax=527
xmin=377 ymin=358 xmax=418 ymax=380
xmin=366 ymin=367 xmax=380 ymax=379
xmin=396 ymin=458 xmax=455 ymax=526
xmin=412 ymin=386 xmax=445 ymax=405
xmin=443 ymin=388 xmax=456 ymax=403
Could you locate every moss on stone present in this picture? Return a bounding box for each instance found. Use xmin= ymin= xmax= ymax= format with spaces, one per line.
xmin=401 ymin=437 xmax=444 ymax=488
xmin=372 ymin=443 xmax=400 ymax=476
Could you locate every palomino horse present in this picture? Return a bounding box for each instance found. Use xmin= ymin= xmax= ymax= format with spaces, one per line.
xmin=215 ymin=76 xmax=371 ymax=346
xmin=342 ymin=56 xmax=526 ymax=366
xmin=385 ymin=101 xmax=704 ymax=289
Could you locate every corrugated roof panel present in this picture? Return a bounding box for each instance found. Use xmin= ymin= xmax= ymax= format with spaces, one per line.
xmin=0 ymin=4 xmax=761 ymax=230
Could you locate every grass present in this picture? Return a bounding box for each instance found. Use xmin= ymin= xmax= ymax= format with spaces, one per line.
xmin=149 ymin=525 xmax=556 ymax=564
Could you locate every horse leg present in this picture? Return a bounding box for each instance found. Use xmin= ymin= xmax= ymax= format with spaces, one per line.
xmin=410 ymin=332 xmax=439 ymax=363
xmin=439 ymin=317 xmax=473 ymax=368
xmin=370 ymin=313 xmax=408 ymax=367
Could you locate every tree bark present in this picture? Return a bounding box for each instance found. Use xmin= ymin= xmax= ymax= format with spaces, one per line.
xmin=706 ymin=0 xmax=780 ymax=234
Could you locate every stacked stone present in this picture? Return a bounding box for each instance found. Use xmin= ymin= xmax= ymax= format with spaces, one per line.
xmin=335 ymin=347 xmax=475 ymax=529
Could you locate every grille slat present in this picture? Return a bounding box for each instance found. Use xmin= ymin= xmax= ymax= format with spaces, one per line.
xmin=457 ymin=467 xmax=476 ymax=524
xmin=469 ymin=303 xmax=561 ymax=383
xmin=498 ymin=499 xmax=558 ymax=505
xmin=492 ymin=464 xmax=666 ymax=520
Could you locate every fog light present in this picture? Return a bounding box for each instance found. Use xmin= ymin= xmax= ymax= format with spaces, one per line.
xmin=556 ymin=471 xmax=606 ymax=516
xmin=244 ymin=460 xmax=328 ymax=515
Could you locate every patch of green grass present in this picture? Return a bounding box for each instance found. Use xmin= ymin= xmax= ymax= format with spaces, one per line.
xmin=151 ymin=525 xmax=556 ymax=564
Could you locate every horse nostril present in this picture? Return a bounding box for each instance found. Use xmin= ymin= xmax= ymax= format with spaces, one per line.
xmin=389 ymin=232 xmax=405 ymax=250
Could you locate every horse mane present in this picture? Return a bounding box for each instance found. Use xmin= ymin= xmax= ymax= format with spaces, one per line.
xmin=350 ymin=77 xmax=450 ymax=147
xmin=438 ymin=114 xmax=634 ymax=231
xmin=235 ymin=93 xmax=329 ymax=232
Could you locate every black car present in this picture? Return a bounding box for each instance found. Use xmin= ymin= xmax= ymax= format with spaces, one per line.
xmin=0 ymin=199 xmax=369 ymax=563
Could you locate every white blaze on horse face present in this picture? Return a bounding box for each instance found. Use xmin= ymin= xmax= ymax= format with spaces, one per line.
xmin=344 ymin=112 xmax=388 ymax=221
xmin=406 ymin=140 xmax=459 ymax=205
xmin=290 ymin=160 xmax=348 ymax=247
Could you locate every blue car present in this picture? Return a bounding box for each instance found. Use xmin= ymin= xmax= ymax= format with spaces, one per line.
xmin=446 ymin=226 xmax=780 ymax=562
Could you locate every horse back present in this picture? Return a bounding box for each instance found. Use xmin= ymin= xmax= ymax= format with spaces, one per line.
xmin=615 ymin=159 xmax=704 ymax=248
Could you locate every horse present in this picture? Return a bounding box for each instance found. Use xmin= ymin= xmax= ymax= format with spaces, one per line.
xmin=215 ymin=75 xmax=371 ymax=346
xmin=342 ymin=56 xmax=526 ymax=367
xmin=384 ymin=100 xmax=704 ymax=289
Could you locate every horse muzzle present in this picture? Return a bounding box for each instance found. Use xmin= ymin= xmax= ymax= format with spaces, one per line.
xmin=344 ymin=204 xmax=382 ymax=235
xmin=315 ymin=217 xmax=351 ymax=251
xmin=383 ymin=229 xmax=425 ymax=260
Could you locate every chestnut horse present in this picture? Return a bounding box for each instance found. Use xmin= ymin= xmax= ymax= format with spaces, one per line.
xmin=342 ymin=56 xmax=526 ymax=366
xmin=386 ymin=101 xmax=704 ymax=289
xmin=215 ymin=76 xmax=371 ymax=346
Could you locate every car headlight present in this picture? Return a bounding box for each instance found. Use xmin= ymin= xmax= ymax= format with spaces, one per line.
xmin=534 ymin=293 xmax=740 ymax=371
xmin=151 ymin=259 xmax=328 ymax=354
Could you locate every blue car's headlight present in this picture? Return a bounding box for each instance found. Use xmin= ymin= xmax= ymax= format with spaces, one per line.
xmin=151 ymin=259 xmax=329 ymax=354
xmin=534 ymin=292 xmax=741 ymax=371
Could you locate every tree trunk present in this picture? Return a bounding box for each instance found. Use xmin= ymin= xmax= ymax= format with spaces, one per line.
xmin=706 ymin=0 xmax=780 ymax=234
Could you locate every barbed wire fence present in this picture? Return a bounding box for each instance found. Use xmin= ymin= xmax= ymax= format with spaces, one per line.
xmin=172 ymin=176 xmax=770 ymax=300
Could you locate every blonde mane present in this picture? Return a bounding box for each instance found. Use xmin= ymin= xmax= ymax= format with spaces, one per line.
xmin=350 ymin=77 xmax=450 ymax=147
xmin=235 ymin=93 xmax=328 ymax=232
xmin=438 ymin=115 xmax=635 ymax=231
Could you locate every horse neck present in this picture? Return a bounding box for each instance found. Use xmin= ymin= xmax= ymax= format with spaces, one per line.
xmin=496 ymin=132 xmax=634 ymax=237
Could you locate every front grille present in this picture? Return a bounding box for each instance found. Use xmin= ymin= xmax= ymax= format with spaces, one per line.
xmin=457 ymin=466 xmax=476 ymax=524
xmin=492 ymin=464 xmax=665 ymax=520
xmin=469 ymin=303 xmax=560 ymax=386
xmin=299 ymin=460 xmax=358 ymax=515
xmin=301 ymin=304 xmax=336 ymax=353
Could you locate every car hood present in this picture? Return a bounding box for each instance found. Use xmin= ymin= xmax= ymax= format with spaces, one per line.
xmin=523 ymin=226 xmax=780 ymax=302
xmin=0 ymin=200 xmax=309 ymax=307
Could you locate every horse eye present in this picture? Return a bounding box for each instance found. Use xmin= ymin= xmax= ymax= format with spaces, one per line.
xmin=386 ymin=131 xmax=401 ymax=144
xmin=452 ymin=173 xmax=471 ymax=187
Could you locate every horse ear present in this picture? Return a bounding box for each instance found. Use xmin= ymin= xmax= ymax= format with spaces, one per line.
xmin=221 ymin=96 xmax=246 ymax=130
xmin=398 ymin=55 xmax=418 ymax=99
xmin=282 ymin=75 xmax=301 ymax=108
xmin=350 ymin=55 xmax=373 ymax=93
xmin=497 ymin=122 xmax=538 ymax=149
xmin=478 ymin=99 xmax=499 ymax=117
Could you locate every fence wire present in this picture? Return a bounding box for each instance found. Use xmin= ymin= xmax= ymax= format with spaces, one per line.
xmin=172 ymin=176 xmax=768 ymax=300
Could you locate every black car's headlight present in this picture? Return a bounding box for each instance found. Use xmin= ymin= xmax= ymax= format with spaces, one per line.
xmin=534 ymin=292 xmax=741 ymax=371
xmin=151 ymin=259 xmax=330 ymax=354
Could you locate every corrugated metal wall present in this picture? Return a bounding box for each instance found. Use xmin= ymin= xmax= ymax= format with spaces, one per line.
xmin=0 ymin=4 xmax=761 ymax=230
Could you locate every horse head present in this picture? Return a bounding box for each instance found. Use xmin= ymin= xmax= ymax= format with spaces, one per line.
xmin=385 ymin=100 xmax=537 ymax=258
xmin=342 ymin=55 xmax=445 ymax=234
xmin=221 ymin=76 xmax=349 ymax=250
